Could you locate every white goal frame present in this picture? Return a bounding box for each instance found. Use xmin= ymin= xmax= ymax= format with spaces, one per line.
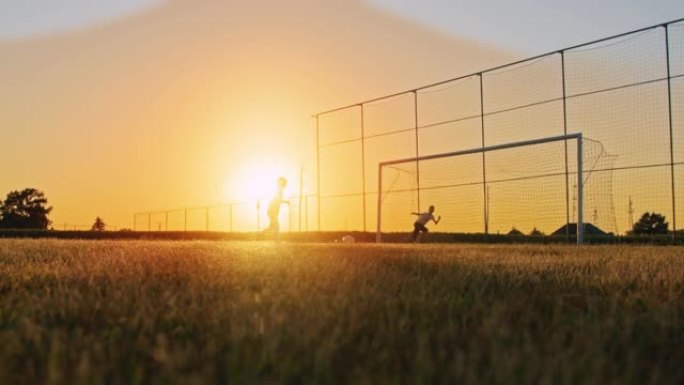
xmin=376 ymin=133 xmax=585 ymax=245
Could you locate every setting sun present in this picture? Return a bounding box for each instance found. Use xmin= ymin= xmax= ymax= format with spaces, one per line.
xmin=227 ymin=161 xmax=295 ymax=203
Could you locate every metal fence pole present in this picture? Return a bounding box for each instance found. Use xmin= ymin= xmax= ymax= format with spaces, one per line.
xmin=413 ymin=91 xmax=421 ymax=212
xmin=561 ymin=51 xmax=571 ymax=241
xmin=376 ymin=164 xmax=383 ymax=243
xmin=316 ymin=115 xmax=321 ymax=231
xmin=361 ymin=104 xmax=367 ymax=232
xmin=257 ymin=200 xmax=261 ymax=231
xmin=229 ymin=204 xmax=233 ymax=233
xmin=664 ymin=24 xmax=678 ymax=242
xmin=479 ymin=74 xmax=488 ymax=235
xmin=299 ymin=167 xmax=304 ymax=232
xmin=577 ymin=135 xmax=584 ymax=245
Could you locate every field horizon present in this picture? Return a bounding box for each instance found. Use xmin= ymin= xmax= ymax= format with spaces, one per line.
xmin=1 ymin=229 xmax=682 ymax=246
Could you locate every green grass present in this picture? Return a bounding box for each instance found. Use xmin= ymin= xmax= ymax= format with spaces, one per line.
xmin=0 ymin=240 xmax=682 ymax=384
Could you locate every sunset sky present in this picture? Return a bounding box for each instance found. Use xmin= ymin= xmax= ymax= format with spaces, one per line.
xmin=1 ymin=0 xmax=681 ymax=230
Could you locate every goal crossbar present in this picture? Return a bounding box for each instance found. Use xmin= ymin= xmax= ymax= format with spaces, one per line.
xmin=376 ymin=133 xmax=584 ymax=244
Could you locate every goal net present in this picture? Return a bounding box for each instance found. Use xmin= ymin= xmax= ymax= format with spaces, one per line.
xmin=376 ymin=133 xmax=617 ymax=244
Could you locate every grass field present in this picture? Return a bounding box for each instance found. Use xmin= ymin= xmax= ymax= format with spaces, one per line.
xmin=0 ymin=240 xmax=682 ymax=384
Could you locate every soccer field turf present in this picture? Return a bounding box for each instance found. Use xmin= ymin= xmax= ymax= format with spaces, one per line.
xmin=0 ymin=240 xmax=682 ymax=384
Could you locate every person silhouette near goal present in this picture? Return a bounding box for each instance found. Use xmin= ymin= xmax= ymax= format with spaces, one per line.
xmin=411 ymin=205 xmax=441 ymax=243
xmin=263 ymin=177 xmax=289 ymax=241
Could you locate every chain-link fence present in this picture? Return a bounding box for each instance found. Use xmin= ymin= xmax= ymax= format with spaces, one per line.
xmin=316 ymin=19 xmax=684 ymax=239
xmin=133 ymin=195 xmax=318 ymax=233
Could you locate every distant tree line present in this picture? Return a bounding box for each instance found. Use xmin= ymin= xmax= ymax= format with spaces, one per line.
xmin=0 ymin=188 xmax=111 ymax=231
xmin=0 ymin=187 xmax=674 ymax=236
xmin=505 ymin=212 xmax=670 ymax=237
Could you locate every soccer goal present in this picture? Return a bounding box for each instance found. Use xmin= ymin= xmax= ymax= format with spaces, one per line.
xmin=376 ymin=133 xmax=596 ymax=245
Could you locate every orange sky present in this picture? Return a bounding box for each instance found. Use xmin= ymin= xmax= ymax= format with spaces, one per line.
xmin=0 ymin=0 xmax=514 ymax=229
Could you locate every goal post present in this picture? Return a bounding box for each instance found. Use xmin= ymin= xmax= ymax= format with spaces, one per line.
xmin=376 ymin=133 xmax=586 ymax=245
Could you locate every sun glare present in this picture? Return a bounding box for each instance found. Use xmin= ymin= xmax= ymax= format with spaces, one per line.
xmin=226 ymin=162 xmax=293 ymax=203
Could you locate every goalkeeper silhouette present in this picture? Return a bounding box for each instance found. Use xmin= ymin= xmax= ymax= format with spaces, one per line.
xmin=411 ymin=205 xmax=441 ymax=243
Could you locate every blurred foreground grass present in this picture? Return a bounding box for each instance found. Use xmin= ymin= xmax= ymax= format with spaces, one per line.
xmin=0 ymin=240 xmax=682 ymax=384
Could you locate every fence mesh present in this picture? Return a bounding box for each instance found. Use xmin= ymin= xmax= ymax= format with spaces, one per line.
xmin=133 ymin=21 xmax=683 ymax=238
xmin=317 ymin=19 xmax=684 ymax=238
xmin=133 ymin=197 xmax=316 ymax=233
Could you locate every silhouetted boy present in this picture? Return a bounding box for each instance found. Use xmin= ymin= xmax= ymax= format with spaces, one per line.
xmin=411 ymin=205 xmax=441 ymax=243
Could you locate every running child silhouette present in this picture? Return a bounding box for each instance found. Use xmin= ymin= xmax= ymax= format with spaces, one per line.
xmin=411 ymin=205 xmax=441 ymax=243
xmin=263 ymin=177 xmax=289 ymax=241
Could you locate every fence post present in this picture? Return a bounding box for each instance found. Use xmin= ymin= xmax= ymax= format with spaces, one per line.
xmin=561 ymin=50 xmax=571 ymax=241
xmin=413 ymin=91 xmax=421 ymax=213
xmin=377 ymin=164 xmax=383 ymax=243
xmin=361 ymin=104 xmax=367 ymax=232
xmin=316 ymin=115 xmax=321 ymax=231
xmin=229 ymin=204 xmax=233 ymax=233
xmin=257 ymin=200 xmax=261 ymax=231
xmin=299 ymin=167 xmax=304 ymax=232
xmin=664 ymin=24 xmax=677 ymax=242
xmin=184 ymin=209 xmax=187 ymax=232
xmin=577 ymin=135 xmax=584 ymax=245
xmin=479 ymin=74 xmax=488 ymax=236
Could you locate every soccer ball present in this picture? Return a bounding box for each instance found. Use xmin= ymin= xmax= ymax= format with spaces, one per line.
xmin=341 ymin=235 xmax=356 ymax=244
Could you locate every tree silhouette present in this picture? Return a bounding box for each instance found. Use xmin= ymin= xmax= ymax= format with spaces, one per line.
xmin=0 ymin=188 xmax=52 ymax=230
xmin=507 ymin=227 xmax=523 ymax=236
xmin=529 ymin=227 xmax=544 ymax=236
xmin=91 ymin=217 xmax=106 ymax=232
xmin=631 ymin=212 xmax=668 ymax=235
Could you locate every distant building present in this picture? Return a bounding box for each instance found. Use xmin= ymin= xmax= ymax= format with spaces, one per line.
xmin=552 ymin=223 xmax=608 ymax=236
